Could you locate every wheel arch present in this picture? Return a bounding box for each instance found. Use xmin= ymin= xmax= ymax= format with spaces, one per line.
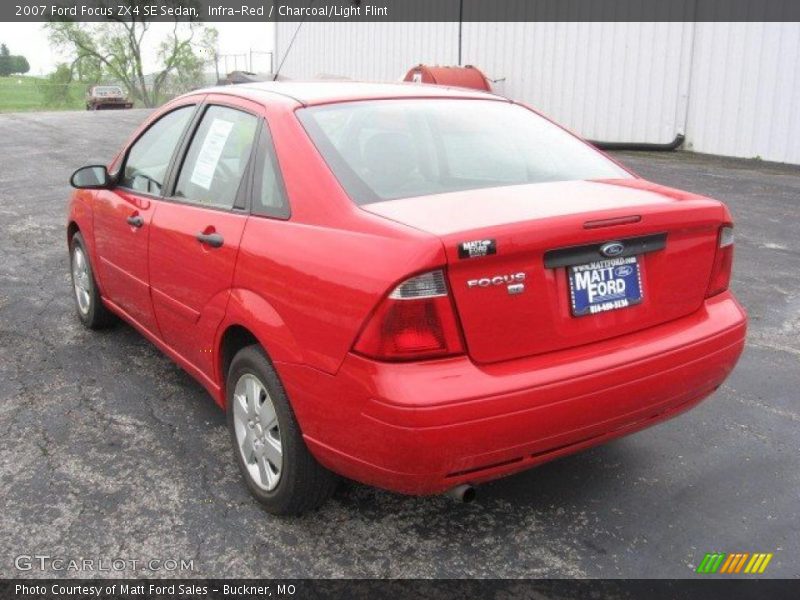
xmin=218 ymin=325 xmax=260 ymax=398
xmin=67 ymin=220 xmax=80 ymax=245
xmin=215 ymin=288 xmax=305 ymax=407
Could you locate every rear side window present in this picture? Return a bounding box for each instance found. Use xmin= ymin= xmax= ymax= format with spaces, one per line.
xmin=298 ymin=99 xmax=631 ymax=204
xmin=120 ymin=106 xmax=194 ymax=195
xmin=174 ymin=105 xmax=259 ymax=210
xmin=252 ymin=126 xmax=290 ymax=219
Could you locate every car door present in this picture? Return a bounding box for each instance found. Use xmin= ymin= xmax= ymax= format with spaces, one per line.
xmin=148 ymin=98 xmax=261 ymax=376
xmin=93 ymin=104 xmax=198 ymax=334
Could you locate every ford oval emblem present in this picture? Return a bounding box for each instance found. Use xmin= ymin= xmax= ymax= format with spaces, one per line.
xmin=600 ymin=241 xmax=625 ymax=257
xmin=615 ymin=265 xmax=633 ymax=277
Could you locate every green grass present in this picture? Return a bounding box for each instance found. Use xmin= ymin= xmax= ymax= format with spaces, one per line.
xmin=0 ymin=75 xmax=88 ymax=113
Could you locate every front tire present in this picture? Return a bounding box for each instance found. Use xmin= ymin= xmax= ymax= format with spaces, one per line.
xmin=227 ymin=345 xmax=337 ymax=515
xmin=69 ymin=232 xmax=114 ymax=329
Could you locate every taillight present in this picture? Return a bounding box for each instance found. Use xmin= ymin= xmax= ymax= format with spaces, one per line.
xmin=353 ymin=270 xmax=465 ymax=361
xmin=706 ymin=225 xmax=734 ymax=298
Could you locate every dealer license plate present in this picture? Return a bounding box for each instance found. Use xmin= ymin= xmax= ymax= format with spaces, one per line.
xmin=568 ymin=256 xmax=643 ymax=317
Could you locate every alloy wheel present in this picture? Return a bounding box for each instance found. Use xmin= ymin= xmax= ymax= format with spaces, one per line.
xmin=72 ymin=246 xmax=92 ymax=315
xmin=232 ymin=373 xmax=283 ymax=491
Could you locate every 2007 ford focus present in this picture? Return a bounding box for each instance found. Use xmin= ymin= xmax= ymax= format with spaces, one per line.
xmin=67 ymin=82 xmax=746 ymax=514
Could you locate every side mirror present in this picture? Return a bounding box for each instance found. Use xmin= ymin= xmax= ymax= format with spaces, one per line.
xmin=70 ymin=165 xmax=111 ymax=189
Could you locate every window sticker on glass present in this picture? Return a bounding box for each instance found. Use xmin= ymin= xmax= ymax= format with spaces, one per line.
xmin=190 ymin=118 xmax=234 ymax=189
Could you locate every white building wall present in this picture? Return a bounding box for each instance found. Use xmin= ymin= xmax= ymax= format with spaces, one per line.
xmin=687 ymin=22 xmax=800 ymax=164
xmin=276 ymin=21 xmax=800 ymax=165
xmin=275 ymin=22 xmax=458 ymax=81
xmin=460 ymin=22 xmax=694 ymax=145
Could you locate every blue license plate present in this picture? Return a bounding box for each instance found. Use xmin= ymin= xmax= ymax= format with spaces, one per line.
xmin=568 ymin=256 xmax=643 ymax=317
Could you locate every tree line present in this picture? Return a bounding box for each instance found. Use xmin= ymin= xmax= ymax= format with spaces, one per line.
xmin=46 ymin=13 xmax=219 ymax=107
xmin=3 ymin=1 xmax=221 ymax=109
xmin=0 ymin=44 xmax=31 ymax=77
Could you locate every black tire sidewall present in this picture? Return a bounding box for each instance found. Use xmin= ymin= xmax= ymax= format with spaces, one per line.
xmin=226 ymin=346 xmax=307 ymax=513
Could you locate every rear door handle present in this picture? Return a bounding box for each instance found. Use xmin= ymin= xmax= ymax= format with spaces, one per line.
xmin=196 ymin=232 xmax=224 ymax=248
xmin=126 ymin=215 xmax=144 ymax=228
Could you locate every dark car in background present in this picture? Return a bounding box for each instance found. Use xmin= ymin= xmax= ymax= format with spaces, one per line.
xmin=86 ymin=85 xmax=133 ymax=110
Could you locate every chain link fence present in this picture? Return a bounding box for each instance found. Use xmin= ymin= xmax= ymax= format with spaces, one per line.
xmin=0 ymin=77 xmax=204 ymax=113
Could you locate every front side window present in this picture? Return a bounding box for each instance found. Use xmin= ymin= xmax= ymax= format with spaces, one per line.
xmin=174 ymin=106 xmax=259 ymax=210
xmin=298 ymin=99 xmax=632 ymax=204
xmin=120 ymin=106 xmax=195 ymax=195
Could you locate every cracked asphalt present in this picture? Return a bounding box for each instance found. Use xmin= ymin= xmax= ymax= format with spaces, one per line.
xmin=0 ymin=109 xmax=798 ymax=579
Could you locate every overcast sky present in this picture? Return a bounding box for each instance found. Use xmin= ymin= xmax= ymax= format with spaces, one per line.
xmin=0 ymin=22 xmax=276 ymax=76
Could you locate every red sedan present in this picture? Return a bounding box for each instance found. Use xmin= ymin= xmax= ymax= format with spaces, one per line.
xmin=67 ymin=82 xmax=746 ymax=514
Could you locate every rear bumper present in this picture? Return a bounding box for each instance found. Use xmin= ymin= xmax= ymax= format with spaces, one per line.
xmin=89 ymin=101 xmax=133 ymax=109
xmin=279 ymin=292 xmax=746 ymax=494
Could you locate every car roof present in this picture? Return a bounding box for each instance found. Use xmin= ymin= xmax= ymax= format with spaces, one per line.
xmin=199 ymin=80 xmax=508 ymax=107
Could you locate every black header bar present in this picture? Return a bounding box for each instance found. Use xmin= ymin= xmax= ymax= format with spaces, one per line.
xmin=4 ymin=0 xmax=800 ymax=23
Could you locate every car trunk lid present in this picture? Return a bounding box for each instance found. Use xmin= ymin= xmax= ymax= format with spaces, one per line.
xmin=362 ymin=179 xmax=728 ymax=364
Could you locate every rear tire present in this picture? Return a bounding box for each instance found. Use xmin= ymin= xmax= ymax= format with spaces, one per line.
xmin=227 ymin=345 xmax=338 ymax=515
xmin=69 ymin=232 xmax=114 ymax=329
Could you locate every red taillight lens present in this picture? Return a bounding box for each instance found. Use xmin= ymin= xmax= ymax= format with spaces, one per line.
xmin=353 ymin=270 xmax=465 ymax=361
xmin=706 ymin=225 xmax=734 ymax=298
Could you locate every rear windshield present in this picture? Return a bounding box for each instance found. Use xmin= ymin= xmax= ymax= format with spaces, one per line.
xmin=298 ymin=99 xmax=631 ymax=205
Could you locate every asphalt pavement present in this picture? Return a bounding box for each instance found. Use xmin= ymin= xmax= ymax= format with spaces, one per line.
xmin=0 ymin=109 xmax=797 ymax=578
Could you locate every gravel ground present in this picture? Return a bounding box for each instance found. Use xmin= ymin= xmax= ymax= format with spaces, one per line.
xmin=0 ymin=109 xmax=798 ymax=579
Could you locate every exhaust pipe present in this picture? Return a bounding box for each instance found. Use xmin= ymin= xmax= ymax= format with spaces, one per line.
xmin=446 ymin=484 xmax=476 ymax=503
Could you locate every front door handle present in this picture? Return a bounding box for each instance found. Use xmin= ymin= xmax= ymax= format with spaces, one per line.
xmin=126 ymin=215 xmax=144 ymax=228
xmin=196 ymin=232 xmax=224 ymax=248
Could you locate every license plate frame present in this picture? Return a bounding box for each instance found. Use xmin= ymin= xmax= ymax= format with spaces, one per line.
xmin=568 ymin=256 xmax=643 ymax=317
